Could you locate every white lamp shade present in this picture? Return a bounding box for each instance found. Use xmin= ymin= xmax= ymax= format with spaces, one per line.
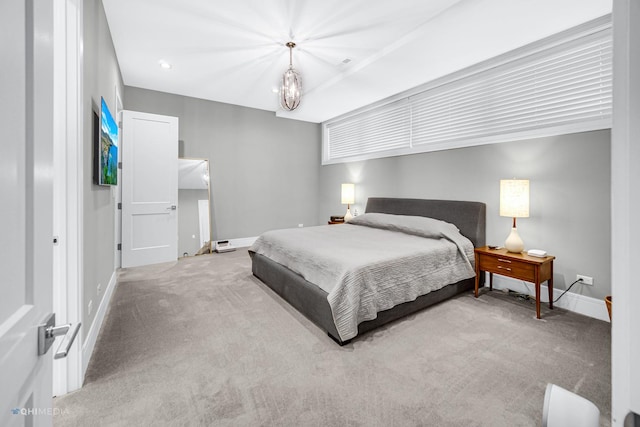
xmin=341 ymin=183 xmax=355 ymax=205
xmin=500 ymin=179 xmax=530 ymax=218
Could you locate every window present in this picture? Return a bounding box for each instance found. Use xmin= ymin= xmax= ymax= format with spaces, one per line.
xmin=326 ymin=100 xmax=410 ymax=160
xmin=322 ymin=18 xmax=612 ymax=165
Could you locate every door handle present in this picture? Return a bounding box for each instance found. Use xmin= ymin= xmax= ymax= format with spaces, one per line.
xmin=166 ymin=205 xmax=176 ymax=210
xmin=37 ymin=313 xmax=81 ymax=359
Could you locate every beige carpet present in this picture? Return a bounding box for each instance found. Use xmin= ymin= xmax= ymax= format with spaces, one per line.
xmin=54 ymin=250 xmax=611 ymax=426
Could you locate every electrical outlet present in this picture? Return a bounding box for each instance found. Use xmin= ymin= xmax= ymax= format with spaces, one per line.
xmin=88 ymin=300 xmax=93 ymax=316
xmin=298 ymin=224 xmax=303 ymax=228
xmin=97 ymin=283 xmax=102 ymax=294
xmin=577 ymin=274 xmax=594 ymax=285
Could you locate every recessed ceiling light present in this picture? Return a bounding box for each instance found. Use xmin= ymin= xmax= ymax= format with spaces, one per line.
xmin=159 ymin=60 xmax=172 ymax=69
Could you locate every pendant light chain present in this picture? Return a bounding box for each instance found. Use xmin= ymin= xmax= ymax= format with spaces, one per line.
xmin=289 ymin=43 xmax=293 ymax=67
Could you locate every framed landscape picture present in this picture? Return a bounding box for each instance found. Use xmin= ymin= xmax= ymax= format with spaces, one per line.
xmin=99 ymin=97 xmax=118 ymax=186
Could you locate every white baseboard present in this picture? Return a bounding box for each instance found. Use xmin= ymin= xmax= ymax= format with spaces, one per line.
xmin=82 ymin=270 xmax=118 ymax=376
xmin=489 ymin=274 xmax=610 ymax=322
xmin=215 ymin=236 xmax=258 ymax=249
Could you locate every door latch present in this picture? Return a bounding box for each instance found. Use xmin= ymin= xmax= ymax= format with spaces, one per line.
xmin=37 ymin=313 xmax=81 ymax=359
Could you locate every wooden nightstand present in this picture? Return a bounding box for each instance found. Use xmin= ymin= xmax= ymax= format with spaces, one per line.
xmin=474 ymin=246 xmax=555 ymax=319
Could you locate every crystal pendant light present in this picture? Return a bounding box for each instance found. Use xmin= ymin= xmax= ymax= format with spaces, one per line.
xmin=281 ymin=42 xmax=302 ymax=111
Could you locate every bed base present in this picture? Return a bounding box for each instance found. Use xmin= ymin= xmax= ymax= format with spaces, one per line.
xmin=327 ymin=333 xmax=351 ymax=346
xmin=251 ymin=252 xmax=476 ymax=345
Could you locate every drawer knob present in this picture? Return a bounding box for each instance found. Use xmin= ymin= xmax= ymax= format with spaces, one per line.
xmin=497 ymin=266 xmax=512 ymax=271
xmin=498 ymin=258 xmax=512 ymax=263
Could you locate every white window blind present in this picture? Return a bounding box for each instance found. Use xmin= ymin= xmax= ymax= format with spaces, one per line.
xmin=326 ymin=100 xmax=410 ymax=160
xmin=322 ymin=22 xmax=612 ymax=165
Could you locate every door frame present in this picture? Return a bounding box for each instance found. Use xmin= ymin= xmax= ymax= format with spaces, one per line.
xmin=114 ymin=89 xmax=123 ymax=270
xmin=52 ymin=0 xmax=83 ymax=396
xmin=612 ymin=0 xmax=640 ymax=423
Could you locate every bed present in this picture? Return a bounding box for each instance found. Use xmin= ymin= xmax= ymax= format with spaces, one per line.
xmin=249 ymin=198 xmax=486 ymax=345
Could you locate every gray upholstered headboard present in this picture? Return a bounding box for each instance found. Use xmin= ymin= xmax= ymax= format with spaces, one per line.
xmin=365 ymin=198 xmax=486 ymax=248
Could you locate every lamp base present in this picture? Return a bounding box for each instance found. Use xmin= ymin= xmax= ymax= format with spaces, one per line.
xmin=504 ymin=227 xmax=524 ymax=253
xmin=344 ymin=208 xmax=353 ymax=222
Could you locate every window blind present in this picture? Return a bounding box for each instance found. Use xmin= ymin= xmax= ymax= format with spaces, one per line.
xmin=322 ymin=22 xmax=612 ymax=165
xmin=325 ymin=100 xmax=410 ymax=160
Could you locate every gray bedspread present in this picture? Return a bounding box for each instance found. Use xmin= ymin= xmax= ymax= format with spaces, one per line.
xmin=249 ymin=213 xmax=475 ymax=341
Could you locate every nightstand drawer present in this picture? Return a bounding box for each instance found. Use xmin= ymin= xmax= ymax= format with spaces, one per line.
xmin=479 ymin=255 xmax=536 ymax=281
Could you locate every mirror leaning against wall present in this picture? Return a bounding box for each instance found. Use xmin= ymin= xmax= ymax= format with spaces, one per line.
xmin=178 ymin=158 xmax=212 ymax=257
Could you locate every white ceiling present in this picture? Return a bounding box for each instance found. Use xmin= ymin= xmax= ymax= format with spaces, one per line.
xmin=102 ymin=0 xmax=611 ymax=123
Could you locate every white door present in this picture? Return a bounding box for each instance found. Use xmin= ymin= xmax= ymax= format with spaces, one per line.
xmin=0 ymin=0 xmax=56 ymax=425
xmin=121 ymin=111 xmax=179 ymax=268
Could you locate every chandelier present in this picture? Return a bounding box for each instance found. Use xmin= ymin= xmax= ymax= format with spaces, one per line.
xmin=281 ymin=42 xmax=302 ymax=111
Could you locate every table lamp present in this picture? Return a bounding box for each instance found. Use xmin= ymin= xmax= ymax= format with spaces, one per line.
xmin=500 ymin=179 xmax=529 ymax=253
xmin=341 ymin=183 xmax=355 ymax=221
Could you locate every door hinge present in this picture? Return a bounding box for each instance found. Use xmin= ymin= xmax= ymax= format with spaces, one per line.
xmin=118 ymin=161 xmax=122 ymax=169
xmin=117 ymin=202 xmax=122 ymax=210
xmin=117 ymin=243 xmax=122 ymax=250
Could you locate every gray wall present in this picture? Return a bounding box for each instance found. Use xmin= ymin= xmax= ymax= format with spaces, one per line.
xmin=123 ymin=87 xmax=322 ymax=240
xmin=82 ymin=0 xmax=124 ymax=339
xmin=121 ymin=63 xmax=610 ymax=301
xmin=320 ymin=130 xmax=612 ymax=299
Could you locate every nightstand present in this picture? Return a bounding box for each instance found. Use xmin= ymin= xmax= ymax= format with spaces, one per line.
xmin=474 ymin=246 xmax=555 ymax=319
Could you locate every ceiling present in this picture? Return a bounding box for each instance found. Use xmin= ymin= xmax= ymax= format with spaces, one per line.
xmin=102 ymin=0 xmax=611 ymax=123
